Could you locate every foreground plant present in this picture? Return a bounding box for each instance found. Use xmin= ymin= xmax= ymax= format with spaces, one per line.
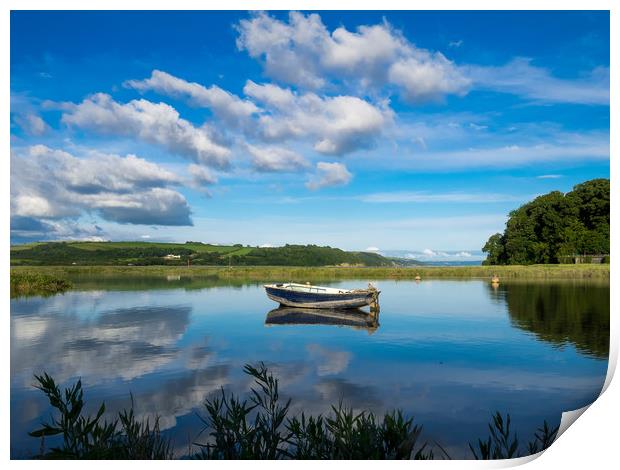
xmin=29 ymin=373 xmax=172 ymax=459
xmin=469 ymin=412 xmax=559 ymax=459
xmin=28 ymin=366 xmax=559 ymax=460
xmin=195 ymin=362 xmax=434 ymax=459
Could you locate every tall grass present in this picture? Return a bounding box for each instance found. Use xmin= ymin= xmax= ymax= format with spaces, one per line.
xmin=29 ymin=364 xmax=559 ymax=460
xmin=10 ymin=272 xmax=72 ymax=298
xmin=11 ymin=263 xmax=610 ymax=283
xmin=29 ymin=373 xmax=172 ymax=459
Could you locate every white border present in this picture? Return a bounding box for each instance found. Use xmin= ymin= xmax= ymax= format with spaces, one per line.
xmin=3 ymin=1 xmax=616 ymax=467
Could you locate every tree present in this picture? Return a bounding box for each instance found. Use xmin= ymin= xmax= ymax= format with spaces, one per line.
xmin=482 ymin=233 xmax=506 ymax=265
xmin=481 ymin=179 xmax=609 ymax=265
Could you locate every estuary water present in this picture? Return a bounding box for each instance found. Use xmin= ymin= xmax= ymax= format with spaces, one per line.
xmin=10 ymin=277 xmax=609 ymax=458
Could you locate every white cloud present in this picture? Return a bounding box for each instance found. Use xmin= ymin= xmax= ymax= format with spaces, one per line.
xmin=125 ymin=70 xmax=259 ymax=127
xmin=422 ymin=248 xmax=462 ymax=258
xmin=61 ymin=93 xmax=232 ymax=168
xmin=306 ymin=162 xmax=352 ymax=190
xmin=126 ymin=72 xmax=391 ymax=157
xmin=243 ymin=80 xmax=295 ymax=110
xmin=536 ymin=174 xmax=563 ymax=179
xmin=10 ymin=145 xmax=192 ymax=237
xmin=236 ymin=11 xmax=470 ymax=101
xmin=246 ymin=144 xmax=309 ymax=172
xmin=466 ymin=58 xmax=609 ymax=105
xmin=245 ymin=81 xmax=392 ymax=155
xmin=188 ymin=163 xmax=218 ymax=186
xmin=14 ymin=113 xmax=49 ymax=136
xmin=10 ymin=216 xmax=107 ymax=242
xmin=387 ymin=55 xmax=470 ymax=102
xmin=365 ymin=246 xmax=380 ymax=252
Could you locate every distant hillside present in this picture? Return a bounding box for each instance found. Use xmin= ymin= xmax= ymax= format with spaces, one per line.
xmin=10 ymin=241 xmax=424 ymax=267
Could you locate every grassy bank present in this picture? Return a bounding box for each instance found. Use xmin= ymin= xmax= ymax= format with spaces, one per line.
xmin=10 ymin=271 xmax=72 ymax=298
xmin=11 ymin=263 xmax=610 ymax=283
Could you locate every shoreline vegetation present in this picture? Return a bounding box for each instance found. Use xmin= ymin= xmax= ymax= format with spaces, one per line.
xmin=29 ymin=363 xmax=558 ymax=460
xmin=11 ymin=264 xmax=610 ymax=285
xmin=10 ymin=271 xmax=72 ymax=297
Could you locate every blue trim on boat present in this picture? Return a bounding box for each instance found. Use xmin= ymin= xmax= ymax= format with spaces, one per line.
xmin=265 ymin=286 xmax=369 ymax=304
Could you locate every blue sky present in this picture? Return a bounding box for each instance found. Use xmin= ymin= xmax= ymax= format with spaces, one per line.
xmin=10 ymin=11 xmax=610 ymax=259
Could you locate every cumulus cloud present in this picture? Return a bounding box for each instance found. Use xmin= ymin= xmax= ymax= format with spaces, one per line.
xmin=246 ymin=144 xmax=309 ymax=172
xmin=188 ymin=163 xmax=218 ymax=185
xmin=14 ymin=113 xmax=49 ymax=136
xmin=466 ymin=58 xmax=609 ymax=105
xmin=236 ymin=11 xmax=470 ymax=101
xmin=387 ymin=55 xmax=470 ymax=102
xmin=125 ymin=71 xmax=389 ymax=157
xmin=306 ymin=162 xmax=352 ymax=190
xmin=10 ymin=145 xmax=192 ymax=240
xmin=61 ymin=93 xmax=232 ymax=168
xmin=10 ymin=216 xmax=107 ymax=243
xmin=243 ymin=81 xmax=295 ymax=110
xmin=245 ymin=81 xmax=391 ymax=155
xmin=125 ymin=70 xmax=259 ymax=127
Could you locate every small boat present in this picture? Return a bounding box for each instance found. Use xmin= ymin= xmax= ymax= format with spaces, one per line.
xmin=263 ymin=282 xmax=380 ymax=309
xmin=265 ymin=306 xmax=379 ymax=332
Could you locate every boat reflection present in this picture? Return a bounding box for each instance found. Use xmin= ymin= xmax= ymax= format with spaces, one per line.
xmin=265 ymin=306 xmax=380 ymax=333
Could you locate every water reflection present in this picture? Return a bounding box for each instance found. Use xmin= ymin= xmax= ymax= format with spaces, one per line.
xmin=10 ymin=278 xmax=609 ymax=459
xmin=265 ymin=306 xmax=379 ymax=333
xmin=491 ymin=282 xmax=610 ymax=359
xmin=11 ymin=298 xmax=192 ymax=385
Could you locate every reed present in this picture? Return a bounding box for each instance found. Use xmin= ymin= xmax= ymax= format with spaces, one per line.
xmin=29 ymin=364 xmax=559 ymax=460
xmin=11 ymin=263 xmax=610 ymax=284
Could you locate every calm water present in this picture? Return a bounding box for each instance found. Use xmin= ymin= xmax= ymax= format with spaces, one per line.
xmin=10 ymin=277 xmax=609 ymax=458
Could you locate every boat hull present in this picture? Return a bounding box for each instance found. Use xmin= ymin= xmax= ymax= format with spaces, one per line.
xmin=264 ymin=286 xmax=374 ymax=309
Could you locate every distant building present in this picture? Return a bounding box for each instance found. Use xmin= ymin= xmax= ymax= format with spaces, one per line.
xmin=559 ymin=254 xmax=608 ymax=264
xmin=163 ymin=254 xmax=181 ymax=260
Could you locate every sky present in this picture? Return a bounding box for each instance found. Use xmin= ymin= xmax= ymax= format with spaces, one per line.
xmin=9 ymin=10 xmax=610 ymax=259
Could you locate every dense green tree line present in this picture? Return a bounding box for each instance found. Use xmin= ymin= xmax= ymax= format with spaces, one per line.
xmin=482 ymin=179 xmax=609 ymax=265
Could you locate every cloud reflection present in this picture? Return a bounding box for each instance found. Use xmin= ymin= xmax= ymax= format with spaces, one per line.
xmin=11 ymin=303 xmax=192 ymax=385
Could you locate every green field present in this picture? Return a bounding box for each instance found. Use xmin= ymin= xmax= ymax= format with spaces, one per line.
xmin=10 ymin=241 xmax=416 ymax=267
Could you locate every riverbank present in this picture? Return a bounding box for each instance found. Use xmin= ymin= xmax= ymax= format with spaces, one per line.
xmin=10 ymin=271 xmax=72 ymax=297
xmin=10 ymin=264 xmax=610 ymax=282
